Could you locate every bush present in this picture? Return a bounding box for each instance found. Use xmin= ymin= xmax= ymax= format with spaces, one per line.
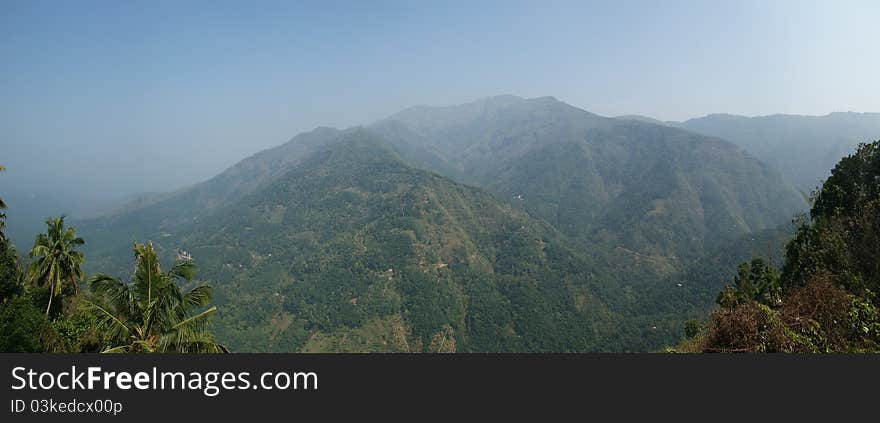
xmin=702 ymin=301 xmax=788 ymax=352
xmin=0 ymin=294 xmax=49 ymax=352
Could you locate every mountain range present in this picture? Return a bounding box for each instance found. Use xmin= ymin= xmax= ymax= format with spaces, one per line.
xmin=74 ymin=95 xmax=850 ymax=352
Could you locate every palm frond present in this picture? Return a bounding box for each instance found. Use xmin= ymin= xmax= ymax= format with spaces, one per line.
xmin=89 ymin=274 xmax=135 ymax=319
xmin=82 ymin=298 xmax=132 ymax=343
xmin=171 ymin=306 xmax=217 ymax=330
xmin=101 ymin=345 xmax=131 ymax=354
xmin=181 ymin=284 xmax=213 ymax=311
xmin=169 ymin=260 xmax=197 ymax=281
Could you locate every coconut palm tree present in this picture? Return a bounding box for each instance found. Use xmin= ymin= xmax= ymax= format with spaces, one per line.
xmin=85 ymin=242 xmax=227 ymax=353
xmin=27 ymin=216 xmax=85 ymax=317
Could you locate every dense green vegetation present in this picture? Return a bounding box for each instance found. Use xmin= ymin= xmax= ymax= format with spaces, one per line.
xmin=165 ymin=133 xmax=631 ymax=352
xmin=0 ymin=165 xmax=49 ymax=352
xmin=375 ymin=96 xmax=805 ymax=278
xmin=0 ymin=166 xmax=225 ymax=353
xmin=681 ymin=141 xmax=880 ymax=352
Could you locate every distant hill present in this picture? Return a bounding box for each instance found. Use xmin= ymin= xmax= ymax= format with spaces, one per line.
xmin=674 ymin=112 xmax=880 ymax=191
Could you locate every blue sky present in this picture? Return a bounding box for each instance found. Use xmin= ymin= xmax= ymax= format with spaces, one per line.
xmin=2 ymin=0 xmax=879 ymax=204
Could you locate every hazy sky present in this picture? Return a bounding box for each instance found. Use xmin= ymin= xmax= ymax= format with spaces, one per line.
xmin=2 ymin=0 xmax=879 ymax=204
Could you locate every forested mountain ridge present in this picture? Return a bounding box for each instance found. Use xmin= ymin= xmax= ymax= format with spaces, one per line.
xmin=77 ymin=127 xmax=342 ymax=272
xmin=130 ymin=132 xmax=635 ymax=352
xmin=481 ymin=123 xmax=803 ymax=266
xmin=374 ymin=96 xmax=806 ymax=276
xmin=82 ymin=96 xmax=807 ymax=278
xmin=73 ymin=95 xmax=812 ymax=352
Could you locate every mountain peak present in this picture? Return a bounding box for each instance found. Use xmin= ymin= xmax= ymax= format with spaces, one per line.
xmin=383 ymin=94 xmax=527 ymax=129
xmin=482 ymin=93 xmax=526 ymax=104
xmin=526 ymin=95 xmax=560 ymax=103
xmin=614 ymin=115 xmax=666 ymax=125
xmin=381 ymin=94 xmax=610 ymax=133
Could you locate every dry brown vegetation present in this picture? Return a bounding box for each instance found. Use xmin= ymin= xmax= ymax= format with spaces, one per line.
xmin=689 ymin=276 xmax=872 ymax=353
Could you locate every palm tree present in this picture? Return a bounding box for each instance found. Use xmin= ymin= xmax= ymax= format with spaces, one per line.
xmin=85 ymin=242 xmax=227 ymax=353
xmin=27 ymin=216 xmax=85 ymax=317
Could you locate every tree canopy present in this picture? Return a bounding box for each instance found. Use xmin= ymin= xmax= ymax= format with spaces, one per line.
xmin=86 ymin=242 xmax=227 ymax=353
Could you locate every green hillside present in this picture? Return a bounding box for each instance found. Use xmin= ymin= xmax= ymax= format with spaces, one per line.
xmin=90 ymin=131 xmax=645 ymax=352
xmin=376 ymin=96 xmax=806 ymax=276
xmin=77 ymin=127 xmax=341 ymax=274
xmin=485 ymin=124 xmax=804 ymax=267
xmin=73 ymin=96 xmax=813 ymax=352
